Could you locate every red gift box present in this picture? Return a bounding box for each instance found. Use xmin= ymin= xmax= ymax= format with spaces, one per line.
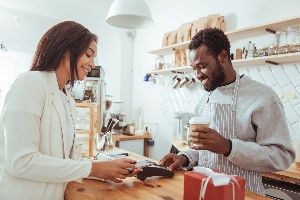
xmin=183 ymin=168 xmax=245 ymax=200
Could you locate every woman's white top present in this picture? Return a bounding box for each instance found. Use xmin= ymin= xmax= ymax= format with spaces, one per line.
xmin=59 ymin=90 xmax=75 ymax=156
xmin=0 ymin=71 xmax=91 ymax=200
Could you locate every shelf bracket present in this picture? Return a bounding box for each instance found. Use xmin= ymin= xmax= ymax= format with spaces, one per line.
xmin=265 ymin=60 xmax=279 ymax=65
xmin=266 ymin=28 xmax=276 ymax=34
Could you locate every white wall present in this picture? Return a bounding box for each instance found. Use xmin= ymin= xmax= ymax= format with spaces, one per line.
xmin=0 ymin=50 xmax=32 ymax=108
xmin=0 ymin=0 xmax=134 ymax=117
xmin=132 ymin=0 xmax=300 ymax=160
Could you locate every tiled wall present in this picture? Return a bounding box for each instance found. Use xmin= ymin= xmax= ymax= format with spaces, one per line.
xmin=159 ymin=62 xmax=300 ymax=141
xmin=238 ymin=63 xmax=300 ymax=140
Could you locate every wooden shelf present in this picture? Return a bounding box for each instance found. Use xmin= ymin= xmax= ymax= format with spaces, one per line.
xmin=149 ymin=16 xmax=300 ymax=55
xmin=149 ymin=41 xmax=189 ymax=55
xmin=226 ymin=15 xmax=300 ymax=41
xmin=113 ymin=133 xmax=152 ymax=142
xmin=149 ymin=52 xmax=300 ymax=74
xmin=113 ymin=133 xmax=152 ymax=156
xmin=149 ymin=66 xmax=193 ymax=75
xmin=75 ymin=102 xmax=95 ymax=158
xmin=232 ymin=52 xmax=300 ymax=67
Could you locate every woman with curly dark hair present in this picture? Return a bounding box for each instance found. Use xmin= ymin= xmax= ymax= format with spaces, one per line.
xmin=0 ymin=21 xmax=138 ymax=200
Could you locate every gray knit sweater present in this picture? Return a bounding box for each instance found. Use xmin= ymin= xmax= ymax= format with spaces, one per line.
xmin=181 ymin=75 xmax=295 ymax=172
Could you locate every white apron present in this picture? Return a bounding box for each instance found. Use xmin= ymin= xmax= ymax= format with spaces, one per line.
xmin=199 ymin=73 xmax=265 ymax=195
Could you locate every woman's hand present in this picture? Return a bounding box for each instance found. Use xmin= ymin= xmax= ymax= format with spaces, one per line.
xmin=90 ymin=158 xmax=139 ymax=183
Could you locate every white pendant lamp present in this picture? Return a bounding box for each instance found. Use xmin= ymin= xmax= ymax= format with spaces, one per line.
xmin=106 ymin=0 xmax=153 ymax=29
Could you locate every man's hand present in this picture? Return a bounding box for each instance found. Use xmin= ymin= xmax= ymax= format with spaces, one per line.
xmin=190 ymin=126 xmax=231 ymax=155
xmin=159 ymin=153 xmax=188 ymax=171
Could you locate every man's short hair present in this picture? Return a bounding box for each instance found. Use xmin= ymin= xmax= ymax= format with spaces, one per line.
xmin=189 ymin=28 xmax=231 ymax=61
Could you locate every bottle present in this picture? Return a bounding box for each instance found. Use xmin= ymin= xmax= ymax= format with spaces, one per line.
xmin=137 ymin=115 xmax=144 ymax=131
xmin=155 ymin=55 xmax=165 ymax=70
xmin=134 ymin=107 xmax=144 ymax=131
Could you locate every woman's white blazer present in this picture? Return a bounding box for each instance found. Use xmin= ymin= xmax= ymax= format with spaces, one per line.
xmin=0 ymin=71 xmax=91 ymax=200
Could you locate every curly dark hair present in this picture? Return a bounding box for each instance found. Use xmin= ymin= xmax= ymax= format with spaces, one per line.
xmin=30 ymin=21 xmax=98 ymax=86
xmin=188 ymin=28 xmax=231 ymax=62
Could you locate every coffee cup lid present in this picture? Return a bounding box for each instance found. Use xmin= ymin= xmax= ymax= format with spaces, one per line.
xmin=189 ymin=117 xmax=210 ymax=125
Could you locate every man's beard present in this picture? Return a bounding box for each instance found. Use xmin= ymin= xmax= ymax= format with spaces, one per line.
xmin=204 ymin=60 xmax=225 ymax=92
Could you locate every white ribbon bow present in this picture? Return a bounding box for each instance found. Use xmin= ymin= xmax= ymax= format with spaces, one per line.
xmin=193 ymin=167 xmax=240 ymax=200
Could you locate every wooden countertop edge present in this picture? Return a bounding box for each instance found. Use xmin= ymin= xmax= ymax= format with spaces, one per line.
xmin=260 ymin=163 xmax=300 ymax=185
xmin=262 ymin=172 xmax=300 ymax=185
xmin=65 ymin=175 xmax=270 ymax=200
xmin=244 ymin=191 xmax=270 ymax=199
xmin=262 ymin=164 xmax=300 ymax=185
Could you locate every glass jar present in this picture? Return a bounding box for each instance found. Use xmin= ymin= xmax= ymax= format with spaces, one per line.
xmin=106 ymin=95 xmax=113 ymax=111
xmin=155 ymin=55 xmax=165 ymax=70
xmin=112 ymin=101 xmax=124 ymax=114
xmin=257 ymin=46 xmax=269 ymax=57
xmin=105 ymin=132 xmax=114 ymax=151
xmin=276 ymin=31 xmax=289 ymax=54
xmin=288 ymin=25 xmax=300 ymax=53
xmin=72 ymin=81 xmax=85 ymax=101
xmin=268 ymin=45 xmax=278 ymax=56
xmin=186 ymin=125 xmax=192 ymax=146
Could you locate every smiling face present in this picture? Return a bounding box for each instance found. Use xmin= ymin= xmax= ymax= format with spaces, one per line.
xmin=190 ymin=45 xmax=225 ymax=92
xmin=76 ymin=40 xmax=97 ymax=80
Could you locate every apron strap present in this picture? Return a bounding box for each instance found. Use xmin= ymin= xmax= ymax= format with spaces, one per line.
xmin=232 ymin=72 xmax=241 ymax=111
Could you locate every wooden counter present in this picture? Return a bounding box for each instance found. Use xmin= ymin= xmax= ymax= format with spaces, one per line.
xmin=65 ymin=150 xmax=270 ymax=200
xmin=262 ymin=163 xmax=300 ymax=185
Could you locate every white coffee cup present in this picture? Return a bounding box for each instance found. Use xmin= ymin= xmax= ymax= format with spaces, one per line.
xmin=188 ymin=117 xmax=210 ymax=147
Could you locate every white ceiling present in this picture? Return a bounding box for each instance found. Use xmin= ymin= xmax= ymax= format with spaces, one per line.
xmin=0 ymin=0 xmax=115 ymax=51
